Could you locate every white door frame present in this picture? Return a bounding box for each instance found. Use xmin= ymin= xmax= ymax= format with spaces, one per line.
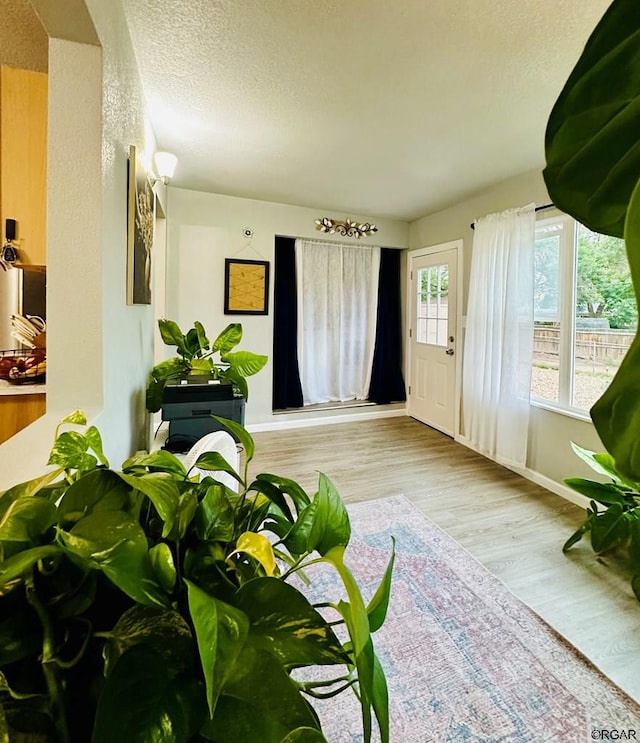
xmin=405 ymin=239 xmax=464 ymax=438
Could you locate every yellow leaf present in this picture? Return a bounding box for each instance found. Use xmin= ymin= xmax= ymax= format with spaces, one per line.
xmin=231 ymin=531 xmax=277 ymax=577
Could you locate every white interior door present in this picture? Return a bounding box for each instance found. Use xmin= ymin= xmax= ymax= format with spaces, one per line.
xmin=408 ymin=245 xmax=459 ymax=436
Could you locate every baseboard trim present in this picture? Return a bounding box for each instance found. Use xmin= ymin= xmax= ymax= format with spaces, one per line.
xmin=517 ymin=467 xmax=590 ymax=510
xmin=454 ymin=434 xmax=589 ymax=510
xmin=246 ymin=406 xmax=407 ymax=433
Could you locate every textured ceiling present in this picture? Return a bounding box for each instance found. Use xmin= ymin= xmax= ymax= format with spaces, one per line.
xmin=122 ymin=0 xmax=612 ymax=221
xmin=0 ymin=0 xmax=48 ymax=71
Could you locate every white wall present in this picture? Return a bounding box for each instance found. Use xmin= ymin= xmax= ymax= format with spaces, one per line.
xmin=410 ymin=167 xmax=603 ymax=487
xmin=166 ymin=188 xmax=409 ymax=426
xmin=0 ymin=0 xmax=157 ymax=488
xmin=85 ymin=0 xmax=158 ymax=458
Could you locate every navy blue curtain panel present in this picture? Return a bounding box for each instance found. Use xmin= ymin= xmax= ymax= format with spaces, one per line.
xmin=272 ymin=236 xmax=303 ymax=409
xmin=368 ymin=248 xmax=407 ymax=403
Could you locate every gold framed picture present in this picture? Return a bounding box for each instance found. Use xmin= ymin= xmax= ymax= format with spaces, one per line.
xmin=126 ymin=144 xmax=155 ymax=305
xmin=224 ymin=259 xmax=270 ymax=315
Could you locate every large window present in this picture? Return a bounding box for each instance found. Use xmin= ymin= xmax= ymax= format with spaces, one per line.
xmin=532 ymin=213 xmax=637 ymax=413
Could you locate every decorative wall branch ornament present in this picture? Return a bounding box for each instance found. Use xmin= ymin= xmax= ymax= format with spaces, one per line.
xmin=314 ymin=217 xmax=378 ymax=239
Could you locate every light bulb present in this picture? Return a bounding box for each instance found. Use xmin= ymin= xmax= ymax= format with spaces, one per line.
xmin=153 ymin=151 xmax=177 ymax=183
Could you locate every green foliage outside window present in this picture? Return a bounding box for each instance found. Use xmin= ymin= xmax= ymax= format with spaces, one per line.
xmin=576 ymin=227 xmax=637 ymax=330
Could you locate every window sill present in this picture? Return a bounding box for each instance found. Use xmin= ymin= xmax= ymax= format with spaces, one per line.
xmin=530 ymin=398 xmax=593 ymax=424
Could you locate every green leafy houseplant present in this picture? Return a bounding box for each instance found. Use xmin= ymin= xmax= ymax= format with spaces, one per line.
xmin=0 ymin=411 xmax=394 ymax=743
xmin=544 ymin=0 xmax=640 ymax=594
xmin=543 ymin=0 xmax=640 ymax=483
xmin=562 ymin=443 xmax=640 ymax=599
xmin=146 ymin=320 xmax=268 ymax=413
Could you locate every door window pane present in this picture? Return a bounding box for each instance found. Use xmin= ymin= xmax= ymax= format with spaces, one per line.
xmin=416 ymin=265 xmax=448 ymax=346
xmin=572 ymin=225 xmax=637 ymax=409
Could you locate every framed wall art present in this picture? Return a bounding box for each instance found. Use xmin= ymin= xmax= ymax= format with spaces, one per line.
xmin=224 ymin=259 xmax=270 ymax=315
xmin=127 ymin=144 xmax=155 ymax=305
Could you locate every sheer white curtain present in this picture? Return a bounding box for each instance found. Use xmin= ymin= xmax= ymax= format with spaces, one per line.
xmin=462 ymin=204 xmax=535 ymax=467
xmin=296 ymin=239 xmax=381 ymax=405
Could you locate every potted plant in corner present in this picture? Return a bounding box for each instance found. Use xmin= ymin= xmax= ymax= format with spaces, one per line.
xmin=146 ymin=320 xmax=268 ymax=448
xmin=0 ymin=410 xmax=394 ymax=742
xmin=146 ymin=319 xmax=268 ymax=413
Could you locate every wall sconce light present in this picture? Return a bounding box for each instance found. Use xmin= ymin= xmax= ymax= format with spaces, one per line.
xmin=315 ymin=217 xmax=378 ymax=239
xmin=150 ymin=151 xmax=178 ymax=185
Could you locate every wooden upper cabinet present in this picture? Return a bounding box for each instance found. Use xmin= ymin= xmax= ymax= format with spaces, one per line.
xmin=0 ymin=66 xmax=48 ymax=268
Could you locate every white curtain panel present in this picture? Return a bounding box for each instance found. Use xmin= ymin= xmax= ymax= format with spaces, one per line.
xmin=295 ymin=239 xmax=381 ymax=405
xmin=462 ymin=203 xmax=535 ymax=467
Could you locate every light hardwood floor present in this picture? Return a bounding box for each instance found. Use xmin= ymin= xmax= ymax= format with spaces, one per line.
xmin=248 ymin=415 xmax=640 ymax=701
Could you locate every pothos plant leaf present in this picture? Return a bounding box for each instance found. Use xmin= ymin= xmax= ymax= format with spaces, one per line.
xmin=58 ymin=510 xmax=168 ymax=607
xmin=194 ymin=483 xmax=235 ymax=542
xmin=214 ymin=415 xmax=254 ymax=462
xmin=57 ymin=468 xmax=130 ymax=524
xmin=47 ymin=430 xmax=97 ymax=471
xmin=0 ymin=497 xmax=56 ymax=543
xmin=92 ymin=645 xmax=206 ymax=743
xmin=311 ymin=474 xmax=351 ymax=557
xmin=366 ymin=538 xmax=396 ymax=633
xmin=185 ymin=579 xmax=249 ymax=718
xmin=200 ymin=644 xmax=321 ymax=743
xmin=0 ymin=545 xmax=60 ymax=589
xmin=102 ymin=605 xmax=194 ymax=678
xmin=233 ymin=577 xmax=348 ymax=668
xmin=543 ymin=0 xmax=640 ymax=239
xmin=249 ymin=478 xmax=295 ymax=523
xmin=149 ymin=542 xmax=177 ymax=593
xmin=354 ymin=637 xmax=389 ymax=743
xmin=324 ymin=546 xmax=370 ymax=657
xmin=122 ymin=449 xmax=187 ymax=477
xmin=193 ymin=451 xmax=243 ymax=484
xmin=255 ymin=473 xmax=311 ymax=516
xmin=231 ymin=531 xmax=277 ymax=576
xmin=56 ymin=409 xmax=87 ymax=431
xmin=85 ymin=425 xmax=109 ymax=467
xmin=0 ymin=468 xmax=63 ymax=516
xmin=116 ymin=471 xmax=180 ymax=538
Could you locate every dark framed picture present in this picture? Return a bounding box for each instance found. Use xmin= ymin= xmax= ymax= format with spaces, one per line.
xmin=224 ymin=259 xmax=270 ymax=315
xmin=127 ymin=144 xmax=155 ymax=305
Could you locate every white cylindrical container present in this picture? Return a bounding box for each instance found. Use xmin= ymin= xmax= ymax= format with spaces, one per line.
xmin=0 ymin=268 xmax=20 ymax=350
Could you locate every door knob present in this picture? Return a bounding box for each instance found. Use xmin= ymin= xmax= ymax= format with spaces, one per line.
xmin=445 ymin=348 xmax=454 ymax=356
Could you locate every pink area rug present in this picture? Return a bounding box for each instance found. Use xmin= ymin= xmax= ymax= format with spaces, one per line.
xmin=305 ymin=495 xmax=640 ymax=743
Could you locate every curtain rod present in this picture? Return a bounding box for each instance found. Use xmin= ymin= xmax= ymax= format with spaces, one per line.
xmin=470 ymin=203 xmax=555 ymax=230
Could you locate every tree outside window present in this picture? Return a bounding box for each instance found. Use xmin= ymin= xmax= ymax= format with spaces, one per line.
xmin=531 ymin=216 xmax=637 ymax=413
